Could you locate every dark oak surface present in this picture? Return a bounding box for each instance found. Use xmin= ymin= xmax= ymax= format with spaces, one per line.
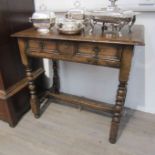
xmin=14 ymin=25 xmax=144 ymax=143
xmin=12 ymin=25 xmax=144 ymax=46
xmin=0 ymin=0 xmax=35 ymax=126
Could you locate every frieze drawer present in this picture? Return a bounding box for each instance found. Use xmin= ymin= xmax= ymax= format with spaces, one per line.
xmin=27 ymin=39 xmax=121 ymax=68
xmin=78 ymin=43 xmax=122 ymax=61
xmin=28 ymin=40 xmax=76 ymax=56
xmin=28 ymin=40 xmax=57 ymax=53
xmin=57 ymin=41 xmax=75 ymax=56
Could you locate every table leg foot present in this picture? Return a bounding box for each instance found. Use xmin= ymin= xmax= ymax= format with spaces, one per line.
xmin=109 ymin=122 xmax=119 ymax=144
xmin=34 ymin=114 xmax=40 ymax=119
xmin=26 ymin=67 xmax=40 ymax=118
xmin=30 ymin=97 xmax=40 ymax=118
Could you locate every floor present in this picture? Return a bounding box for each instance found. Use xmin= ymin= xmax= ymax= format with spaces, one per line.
xmin=0 ymin=102 xmax=155 ymax=155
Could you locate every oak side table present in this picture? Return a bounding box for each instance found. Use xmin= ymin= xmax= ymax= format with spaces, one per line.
xmin=12 ymin=25 xmax=144 ymax=143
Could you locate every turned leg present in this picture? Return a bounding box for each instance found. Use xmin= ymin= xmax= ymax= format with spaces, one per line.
xmin=109 ymin=81 xmax=127 ymax=143
xmin=18 ymin=39 xmax=40 ymax=118
xmin=52 ymin=60 xmax=60 ymax=94
xmin=26 ymin=66 xmax=40 ymax=118
xmin=102 ymin=22 xmax=106 ymax=34
xmin=109 ymin=46 xmax=134 ymax=144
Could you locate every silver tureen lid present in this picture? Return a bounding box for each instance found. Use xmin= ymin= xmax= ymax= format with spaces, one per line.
xmin=86 ymin=0 xmax=136 ymax=19
xmin=85 ymin=0 xmax=137 ymax=34
xmin=66 ymin=1 xmax=86 ymax=20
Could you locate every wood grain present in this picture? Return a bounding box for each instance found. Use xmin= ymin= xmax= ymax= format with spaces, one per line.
xmin=0 ymin=0 xmax=34 ymax=126
xmin=48 ymin=92 xmax=114 ymax=113
xmin=12 ymin=25 xmax=145 ymax=46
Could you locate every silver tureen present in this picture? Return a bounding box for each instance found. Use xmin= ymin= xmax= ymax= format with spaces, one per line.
xmin=56 ymin=1 xmax=86 ymax=35
xmin=65 ymin=1 xmax=92 ymax=34
xmin=86 ymin=0 xmax=137 ymax=34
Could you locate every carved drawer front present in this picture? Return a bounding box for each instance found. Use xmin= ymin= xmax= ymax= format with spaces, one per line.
xmin=28 ymin=40 xmax=57 ymax=53
xmin=57 ymin=41 xmax=75 ymax=56
xmin=78 ymin=43 xmax=122 ymax=61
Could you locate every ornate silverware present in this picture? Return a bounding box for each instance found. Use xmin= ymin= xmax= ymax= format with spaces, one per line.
xmin=86 ymin=0 xmax=137 ymax=34
xmin=57 ymin=18 xmax=84 ymax=35
xmin=29 ymin=11 xmax=56 ymax=33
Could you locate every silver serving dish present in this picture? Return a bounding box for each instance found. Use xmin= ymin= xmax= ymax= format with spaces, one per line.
xmin=86 ymin=0 xmax=136 ymax=34
xmin=65 ymin=1 xmax=92 ymax=33
xmin=57 ymin=18 xmax=84 ymax=35
xmin=29 ymin=11 xmax=56 ymax=33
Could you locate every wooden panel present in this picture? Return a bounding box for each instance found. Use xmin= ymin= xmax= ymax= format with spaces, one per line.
xmin=7 ymin=0 xmax=34 ymax=33
xmin=0 ymin=72 xmax=5 ymax=90
xmin=27 ymin=39 xmax=121 ymax=68
xmin=29 ymin=39 xmax=57 ymax=52
xmin=57 ymin=41 xmax=75 ymax=55
xmin=0 ymin=0 xmax=35 ymax=126
xmin=0 ymin=100 xmax=5 ymax=116
xmin=44 ymin=40 xmax=57 ymax=50
xmin=0 ymin=0 xmax=10 ymax=46
xmin=29 ymin=40 xmax=41 ymax=49
xmin=78 ymin=43 xmax=122 ymax=60
xmin=27 ymin=50 xmax=120 ymax=68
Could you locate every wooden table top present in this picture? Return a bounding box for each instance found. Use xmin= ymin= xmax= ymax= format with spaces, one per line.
xmin=12 ymin=25 xmax=145 ymax=46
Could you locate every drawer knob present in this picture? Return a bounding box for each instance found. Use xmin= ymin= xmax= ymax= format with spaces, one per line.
xmin=93 ymin=46 xmax=100 ymax=53
xmin=40 ymin=41 xmax=45 ymax=49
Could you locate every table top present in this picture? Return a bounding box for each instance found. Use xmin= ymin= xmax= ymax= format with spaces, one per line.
xmin=12 ymin=25 xmax=145 ymax=46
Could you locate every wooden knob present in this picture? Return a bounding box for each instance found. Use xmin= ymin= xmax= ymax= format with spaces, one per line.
xmin=93 ymin=46 xmax=100 ymax=53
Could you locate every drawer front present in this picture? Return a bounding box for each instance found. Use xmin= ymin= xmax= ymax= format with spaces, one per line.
xmin=28 ymin=40 xmax=57 ymax=52
xmin=27 ymin=39 xmax=121 ymax=68
xmin=57 ymin=41 xmax=75 ymax=56
xmin=28 ymin=40 xmax=75 ymax=56
xmin=78 ymin=43 xmax=122 ymax=60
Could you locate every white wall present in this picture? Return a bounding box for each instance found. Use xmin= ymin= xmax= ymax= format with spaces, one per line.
xmin=34 ymin=0 xmax=155 ymax=114
xmin=35 ymin=0 xmax=155 ymax=11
